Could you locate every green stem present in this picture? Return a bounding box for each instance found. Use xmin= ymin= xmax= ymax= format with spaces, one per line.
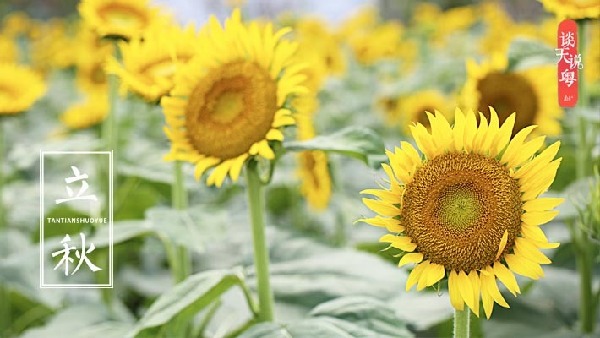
xmin=172 ymin=161 xmax=190 ymax=282
xmin=577 ymin=230 xmax=595 ymax=333
xmin=246 ymin=160 xmax=274 ymax=322
xmin=575 ymin=20 xmax=589 ymax=180
xmin=453 ymin=308 xmax=470 ymax=338
xmin=574 ymin=19 xmax=595 ymax=335
xmin=102 ymin=41 xmax=119 ymax=165
xmin=0 ymin=118 xmax=5 ymax=229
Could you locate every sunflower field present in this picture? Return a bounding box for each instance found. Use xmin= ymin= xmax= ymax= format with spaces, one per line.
xmin=0 ymin=0 xmax=599 ymax=337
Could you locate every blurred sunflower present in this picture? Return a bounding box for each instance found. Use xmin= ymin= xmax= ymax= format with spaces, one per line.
xmin=399 ymin=90 xmax=451 ymax=134
xmin=1 ymin=11 xmax=32 ymax=37
xmin=362 ymin=108 xmax=562 ymax=318
xmin=461 ymin=57 xmax=562 ymax=136
xmin=0 ymin=35 xmax=18 ymax=63
xmin=107 ymin=24 xmax=200 ymax=102
xmin=0 ymin=64 xmax=46 ymax=115
xmin=348 ymin=21 xmax=403 ymax=65
xmin=60 ymin=92 xmax=108 ymax=129
xmin=78 ymin=0 xmax=166 ymax=40
xmin=376 ymin=95 xmax=402 ymax=125
xmin=540 ymin=0 xmax=600 ymax=19
xmin=296 ymin=114 xmax=331 ymax=211
xmin=161 ymin=9 xmax=306 ymax=187
xmin=585 ymin=21 xmax=600 ymax=84
xmin=75 ymin=31 xmax=113 ymax=94
xmin=30 ymin=19 xmax=78 ymax=72
xmin=295 ymin=18 xmax=346 ymax=77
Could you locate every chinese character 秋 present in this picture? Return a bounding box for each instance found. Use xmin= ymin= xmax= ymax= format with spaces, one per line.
xmin=55 ymin=166 xmax=97 ymax=205
xmin=51 ymin=233 xmax=102 ymax=276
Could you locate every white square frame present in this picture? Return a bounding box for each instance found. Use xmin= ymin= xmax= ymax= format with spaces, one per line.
xmin=39 ymin=151 xmax=113 ymax=289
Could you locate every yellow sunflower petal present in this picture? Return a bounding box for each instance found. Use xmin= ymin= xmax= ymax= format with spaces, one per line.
xmin=363 ymin=198 xmax=399 ymax=217
xmin=521 ymin=210 xmax=559 ymax=226
xmin=361 ymin=216 xmax=405 ymax=233
xmin=468 ymin=270 xmax=481 ymax=317
xmin=398 ymin=253 xmax=424 ymax=267
xmin=504 ymin=253 xmax=544 ymax=280
xmin=193 ymin=157 xmax=220 ymax=181
xmin=522 ymin=198 xmax=564 ymax=212
xmin=500 ymin=125 xmax=536 ymax=166
xmin=514 ymin=238 xmax=552 ymax=264
xmin=407 ymin=260 xmax=429 ymax=291
xmin=493 ymin=262 xmax=521 ymax=296
xmin=496 ymin=230 xmax=508 ymax=260
xmin=456 ymin=271 xmax=476 ymax=312
xmin=513 ymin=141 xmax=561 ymax=180
xmin=449 ymin=270 xmax=465 ymax=311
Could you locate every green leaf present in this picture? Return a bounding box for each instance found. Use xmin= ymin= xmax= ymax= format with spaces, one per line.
xmin=129 ymin=270 xmax=250 ymax=337
xmin=310 ymin=296 xmax=413 ymax=337
xmin=144 ymin=206 xmax=230 ymax=254
xmin=240 ymin=316 xmax=409 ymax=338
xmin=253 ymin=243 xmax=406 ymax=308
xmin=21 ymin=304 xmax=134 ymax=338
xmin=284 ymin=127 xmax=385 ymax=166
xmin=507 ymin=38 xmax=556 ymax=72
xmin=90 ymin=220 xmax=153 ymax=248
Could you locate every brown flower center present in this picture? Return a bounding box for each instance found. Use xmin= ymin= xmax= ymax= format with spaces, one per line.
xmin=402 ymin=153 xmax=522 ymax=271
xmin=477 ymin=72 xmax=538 ymax=135
xmin=185 ymin=61 xmax=277 ymax=160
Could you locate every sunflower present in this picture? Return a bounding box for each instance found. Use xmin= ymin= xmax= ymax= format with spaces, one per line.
xmin=78 ymin=0 xmax=166 ymax=40
xmin=399 ymin=90 xmax=451 ymax=134
xmin=295 ymin=18 xmax=346 ymax=77
xmin=362 ymin=107 xmax=562 ymax=318
xmin=540 ymin=0 xmax=600 ymax=19
xmin=0 ymin=34 xmax=18 ymax=63
xmin=161 ymin=9 xmax=306 ymax=187
xmin=30 ymin=19 xmax=78 ymax=72
xmin=107 ymin=24 xmax=200 ymax=102
xmin=296 ymin=114 xmax=332 ymax=211
xmin=461 ymin=56 xmax=562 ymax=137
xmin=0 ymin=64 xmax=46 ymax=116
xmin=1 ymin=11 xmax=32 ymax=37
xmin=347 ymin=21 xmax=403 ymax=65
xmin=60 ymin=91 xmax=108 ymax=129
xmin=75 ymin=31 xmax=113 ymax=94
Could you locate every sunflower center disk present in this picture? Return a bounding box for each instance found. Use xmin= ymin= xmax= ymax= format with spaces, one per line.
xmin=185 ymin=61 xmax=277 ymax=160
xmin=402 ymin=153 xmax=522 ymax=272
xmin=437 ymin=187 xmax=481 ymax=230
xmin=477 ymin=72 xmax=538 ymax=135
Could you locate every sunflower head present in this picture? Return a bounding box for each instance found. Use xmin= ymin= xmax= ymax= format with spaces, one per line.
xmin=0 ymin=63 xmax=46 ymax=116
xmin=461 ymin=57 xmax=562 ymax=137
xmin=540 ymin=0 xmax=600 ymax=19
xmin=161 ymin=9 xmax=306 ymax=187
xmin=399 ymin=90 xmax=451 ymax=134
xmin=362 ymin=107 xmax=562 ymax=318
xmin=0 ymin=34 xmax=18 ymax=63
xmin=78 ymin=0 xmax=167 ymax=40
xmin=60 ymin=91 xmax=108 ymax=129
xmin=107 ymin=24 xmax=201 ymax=102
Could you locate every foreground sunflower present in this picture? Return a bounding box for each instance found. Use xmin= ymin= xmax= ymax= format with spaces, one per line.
xmin=107 ymin=24 xmax=200 ymax=102
xmin=540 ymin=0 xmax=600 ymax=19
xmin=161 ymin=9 xmax=306 ymax=187
xmin=78 ymin=0 xmax=165 ymax=40
xmin=461 ymin=57 xmax=562 ymax=136
xmin=0 ymin=64 xmax=46 ymax=115
xmin=362 ymin=107 xmax=562 ymax=318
